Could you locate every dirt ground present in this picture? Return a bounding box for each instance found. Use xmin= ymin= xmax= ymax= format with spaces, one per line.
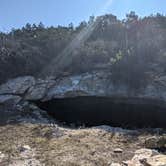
xmin=0 ymin=108 xmax=165 ymax=166
xmin=0 ymin=121 xmax=165 ymax=166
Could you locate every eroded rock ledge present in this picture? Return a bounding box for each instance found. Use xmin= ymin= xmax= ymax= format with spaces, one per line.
xmin=0 ymin=71 xmax=166 ymax=128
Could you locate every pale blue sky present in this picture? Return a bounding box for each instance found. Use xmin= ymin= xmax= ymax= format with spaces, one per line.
xmin=0 ymin=0 xmax=166 ymax=32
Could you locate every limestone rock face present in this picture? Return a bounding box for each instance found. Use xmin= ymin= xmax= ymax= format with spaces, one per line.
xmin=0 ymin=76 xmax=35 ymax=95
xmin=35 ymin=71 xmax=166 ymax=101
xmin=0 ymin=71 xmax=166 ymax=106
xmin=44 ymin=71 xmax=110 ymax=100
xmin=25 ymin=79 xmax=56 ymax=100
xmin=0 ymin=95 xmax=21 ymax=106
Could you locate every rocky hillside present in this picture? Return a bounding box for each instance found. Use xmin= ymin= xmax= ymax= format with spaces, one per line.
xmin=0 ymin=12 xmax=166 ymax=88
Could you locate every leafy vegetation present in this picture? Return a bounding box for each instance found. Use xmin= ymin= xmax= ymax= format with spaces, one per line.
xmin=0 ymin=12 xmax=166 ymax=88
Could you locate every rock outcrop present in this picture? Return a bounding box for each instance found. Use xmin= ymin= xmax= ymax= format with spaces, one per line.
xmin=0 ymin=95 xmax=21 ymax=106
xmin=0 ymin=71 xmax=166 ymax=103
xmin=0 ymin=71 xmax=166 ymax=128
xmin=123 ymin=148 xmax=166 ymax=166
xmin=145 ymin=136 xmax=166 ymax=150
xmin=0 ymin=76 xmax=35 ymax=95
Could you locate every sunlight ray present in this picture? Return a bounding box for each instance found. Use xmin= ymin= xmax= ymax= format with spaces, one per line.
xmin=40 ymin=0 xmax=114 ymax=77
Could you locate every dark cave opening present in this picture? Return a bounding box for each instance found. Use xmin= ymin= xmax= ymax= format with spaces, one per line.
xmin=35 ymin=96 xmax=166 ymax=129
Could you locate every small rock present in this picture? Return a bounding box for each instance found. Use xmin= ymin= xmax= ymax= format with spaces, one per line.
xmin=19 ymin=145 xmax=31 ymax=152
xmin=145 ymin=136 xmax=160 ymax=149
xmin=145 ymin=135 xmax=166 ymax=149
xmin=122 ymin=161 xmax=130 ymax=166
xmin=110 ymin=163 xmax=121 ymax=166
xmin=122 ymin=159 xmax=143 ymax=166
xmin=23 ymin=145 xmax=31 ymax=150
xmin=113 ymin=148 xmax=123 ymax=153
xmin=145 ymin=154 xmax=166 ymax=166
xmin=132 ymin=148 xmax=159 ymax=163
xmin=157 ymin=135 xmax=166 ymax=149
xmin=122 ymin=148 xmax=161 ymax=166
xmin=0 ymin=151 xmax=5 ymax=162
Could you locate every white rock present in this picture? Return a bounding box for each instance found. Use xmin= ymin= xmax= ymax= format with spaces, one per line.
xmin=110 ymin=163 xmax=121 ymax=166
xmin=123 ymin=148 xmax=161 ymax=166
xmin=145 ymin=154 xmax=166 ymax=166
xmin=19 ymin=145 xmax=31 ymax=152
xmin=132 ymin=148 xmax=159 ymax=163
xmin=22 ymin=145 xmax=31 ymax=150
xmin=113 ymin=148 xmax=123 ymax=153
xmin=0 ymin=151 xmax=5 ymax=162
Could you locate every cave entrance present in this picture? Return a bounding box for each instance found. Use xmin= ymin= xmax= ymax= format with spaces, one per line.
xmin=36 ymin=96 xmax=166 ymax=129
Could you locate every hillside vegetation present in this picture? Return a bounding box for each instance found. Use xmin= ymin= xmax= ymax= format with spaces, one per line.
xmin=0 ymin=12 xmax=166 ymax=88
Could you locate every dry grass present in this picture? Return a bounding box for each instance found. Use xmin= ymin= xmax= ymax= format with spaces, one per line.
xmin=0 ymin=122 xmax=162 ymax=166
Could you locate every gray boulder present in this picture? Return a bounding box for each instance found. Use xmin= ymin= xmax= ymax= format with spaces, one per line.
xmin=42 ymin=71 xmax=166 ymax=101
xmin=25 ymin=79 xmax=56 ymax=100
xmin=0 ymin=76 xmax=35 ymax=95
xmin=0 ymin=95 xmax=21 ymax=106
xmin=0 ymin=71 xmax=166 ymax=103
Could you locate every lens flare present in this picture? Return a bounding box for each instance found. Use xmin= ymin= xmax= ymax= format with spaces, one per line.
xmin=40 ymin=0 xmax=114 ymax=77
xmin=100 ymin=0 xmax=113 ymax=14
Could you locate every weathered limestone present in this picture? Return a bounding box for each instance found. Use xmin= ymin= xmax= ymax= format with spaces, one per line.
xmin=0 ymin=72 xmax=166 ymax=103
xmin=0 ymin=76 xmax=35 ymax=95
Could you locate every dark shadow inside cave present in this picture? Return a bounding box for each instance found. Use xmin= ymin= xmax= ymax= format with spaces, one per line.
xmin=35 ymin=96 xmax=166 ymax=129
